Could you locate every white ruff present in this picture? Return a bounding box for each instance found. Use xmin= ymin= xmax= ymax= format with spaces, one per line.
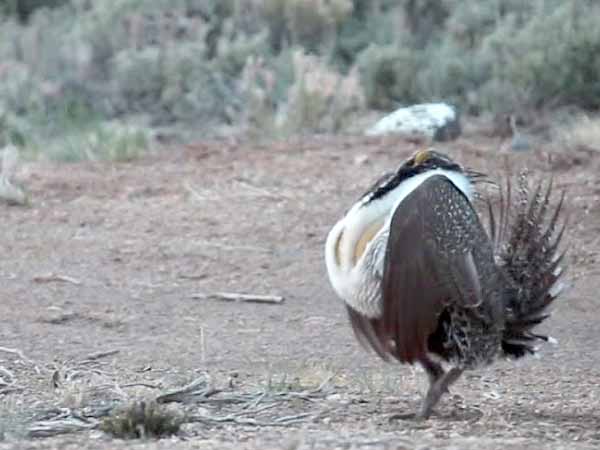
xmin=325 ymin=168 xmax=473 ymax=318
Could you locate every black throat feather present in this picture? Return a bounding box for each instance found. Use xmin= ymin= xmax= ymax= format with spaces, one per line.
xmin=361 ymin=151 xmax=487 ymax=204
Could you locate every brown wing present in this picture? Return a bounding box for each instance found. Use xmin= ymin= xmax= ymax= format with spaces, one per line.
xmin=381 ymin=175 xmax=487 ymax=364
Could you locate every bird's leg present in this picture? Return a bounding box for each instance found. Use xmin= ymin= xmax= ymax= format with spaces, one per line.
xmin=417 ymin=367 xmax=463 ymax=420
xmin=420 ymin=356 xmax=445 ymax=387
xmin=389 ymin=357 xmax=445 ymax=421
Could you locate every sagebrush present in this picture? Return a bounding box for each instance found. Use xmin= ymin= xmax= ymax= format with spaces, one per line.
xmin=1 ymin=0 xmax=600 ymax=159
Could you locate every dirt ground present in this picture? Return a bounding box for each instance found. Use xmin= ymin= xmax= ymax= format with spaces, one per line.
xmin=1 ymin=133 xmax=599 ymax=449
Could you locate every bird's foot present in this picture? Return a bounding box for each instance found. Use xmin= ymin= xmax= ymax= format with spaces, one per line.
xmin=388 ymin=410 xmax=434 ymax=422
xmin=389 ymin=368 xmax=464 ymax=423
xmin=388 ymin=412 xmax=417 ymax=422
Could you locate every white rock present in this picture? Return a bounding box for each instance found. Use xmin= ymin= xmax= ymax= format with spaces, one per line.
xmin=366 ymin=102 xmax=461 ymax=141
xmin=353 ymin=154 xmax=369 ymax=166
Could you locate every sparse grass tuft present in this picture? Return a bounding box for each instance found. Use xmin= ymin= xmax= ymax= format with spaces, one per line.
xmin=101 ymin=400 xmax=183 ymax=440
xmin=554 ymin=114 xmax=600 ymax=153
xmin=0 ymin=398 xmax=28 ymax=441
xmin=25 ymin=121 xmax=152 ymax=162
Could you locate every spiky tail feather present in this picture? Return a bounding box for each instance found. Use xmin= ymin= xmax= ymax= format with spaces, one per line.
xmin=487 ymin=171 xmax=568 ymax=358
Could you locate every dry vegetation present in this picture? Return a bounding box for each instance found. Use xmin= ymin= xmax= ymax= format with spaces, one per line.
xmin=554 ymin=114 xmax=600 ymax=153
xmin=1 ymin=1 xmax=600 ymax=160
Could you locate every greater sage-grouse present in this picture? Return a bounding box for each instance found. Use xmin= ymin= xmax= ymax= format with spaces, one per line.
xmin=324 ymin=149 xmax=568 ymax=419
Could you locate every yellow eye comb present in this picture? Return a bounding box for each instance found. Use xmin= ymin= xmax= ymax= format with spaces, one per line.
xmin=413 ymin=149 xmax=430 ymax=166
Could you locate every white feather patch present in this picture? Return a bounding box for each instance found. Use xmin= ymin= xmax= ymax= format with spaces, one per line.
xmin=549 ymin=281 xmax=565 ymax=298
xmin=553 ymin=266 xmax=563 ymax=277
xmin=324 ymin=168 xmax=473 ymax=318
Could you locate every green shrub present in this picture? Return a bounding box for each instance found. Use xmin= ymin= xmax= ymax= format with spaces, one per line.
xmin=277 ymin=49 xmax=365 ymax=133
xmin=2 ymin=0 xmax=600 ymax=156
xmin=357 ymin=44 xmax=421 ymax=109
xmin=490 ymin=2 xmax=600 ymax=109
xmin=356 ymin=0 xmax=600 ymax=113
xmin=0 ymin=0 xmax=68 ymax=23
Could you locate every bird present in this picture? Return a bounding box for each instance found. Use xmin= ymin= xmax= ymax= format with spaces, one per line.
xmin=507 ymin=114 xmax=531 ymax=152
xmin=324 ymin=148 xmax=568 ymax=419
xmin=494 ymin=114 xmax=532 ymax=152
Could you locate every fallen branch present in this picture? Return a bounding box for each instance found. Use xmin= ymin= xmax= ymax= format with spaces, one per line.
xmin=187 ymin=411 xmax=313 ymax=427
xmin=28 ymin=417 xmax=99 ymax=438
xmin=33 ymin=273 xmax=81 ymax=285
xmin=81 ymin=349 xmax=120 ymax=362
xmin=192 ymin=292 xmax=284 ymax=304
xmin=156 ymin=376 xmax=220 ymax=404
xmin=84 ymin=382 xmax=161 ymax=394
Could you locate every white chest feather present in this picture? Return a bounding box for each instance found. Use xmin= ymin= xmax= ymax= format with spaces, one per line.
xmin=324 ymin=168 xmax=473 ymax=318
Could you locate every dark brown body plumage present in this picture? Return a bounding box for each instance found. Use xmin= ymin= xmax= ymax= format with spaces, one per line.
xmin=348 ymin=176 xmax=506 ymax=368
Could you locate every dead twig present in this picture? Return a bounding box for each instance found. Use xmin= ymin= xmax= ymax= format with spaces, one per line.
xmin=0 ymin=346 xmax=33 ymax=364
xmin=232 ymin=180 xmax=294 ymax=200
xmin=0 ymin=385 xmax=24 ymax=395
xmin=184 ymin=180 xmax=293 ymax=202
xmin=187 ymin=412 xmax=312 ymax=427
xmin=156 ymin=376 xmax=221 ymax=404
xmin=28 ymin=417 xmax=99 ymax=438
xmin=0 ymin=366 xmax=15 ymax=384
xmin=81 ymin=349 xmax=120 ymax=362
xmin=200 ymin=327 xmax=206 ymax=364
xmin=192 ymin=292 xmax=284 ymax=304
xmin=33 ymin=273 xmax=81 ymax=285
xmin=84 ymin=382 xmax=161 ymax=394
xmin=272 ymin=412 xmax=313 ymax=424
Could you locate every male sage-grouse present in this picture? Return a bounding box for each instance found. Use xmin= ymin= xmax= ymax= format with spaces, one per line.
xmin=324 ymin=149 xmax=568 ymax=419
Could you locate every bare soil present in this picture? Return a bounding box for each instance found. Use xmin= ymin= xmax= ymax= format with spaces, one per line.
xmin=1 ymin=134 xmax=599 ymax=449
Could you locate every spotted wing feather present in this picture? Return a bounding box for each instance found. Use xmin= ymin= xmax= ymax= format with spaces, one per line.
xmin=380 ymin=175 xmax=491 ymax=364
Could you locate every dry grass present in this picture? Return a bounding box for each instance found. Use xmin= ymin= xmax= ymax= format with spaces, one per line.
xmin=101 ymin=401 xmax=183 ymax=440
xmin=555 ymin=114 xmax=600 ymax=153
xmin=7 ymin=362 xmax=337 ymax=441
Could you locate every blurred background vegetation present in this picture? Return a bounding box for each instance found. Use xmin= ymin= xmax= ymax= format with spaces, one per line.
xmin=1 ymin=0 xmax=599 ymax=161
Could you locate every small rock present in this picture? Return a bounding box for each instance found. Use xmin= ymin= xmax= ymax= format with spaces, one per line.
xmin=366 ymin=103 xmax=461 ymax=142
xmin=353 ymin=154 xmax=369 ymax=165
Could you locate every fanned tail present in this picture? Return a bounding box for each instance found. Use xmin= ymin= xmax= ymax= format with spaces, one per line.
xmin=487 ymin=171 xmax=569 ymax=358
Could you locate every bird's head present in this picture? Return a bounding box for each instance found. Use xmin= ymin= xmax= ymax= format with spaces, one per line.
xmin=362 ymin=149 xmax=486 ymax=204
